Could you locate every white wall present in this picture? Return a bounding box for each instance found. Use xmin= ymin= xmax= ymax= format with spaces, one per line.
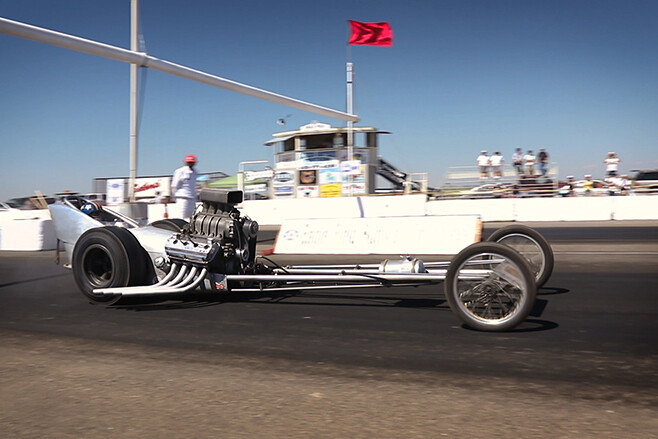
xmin=2 ymin=195 xmax=655 ymax=251
xmin=238 ymin=195 xmax=658 ymax=226
xmin=0 ymin=210 xmax=56 ymax=250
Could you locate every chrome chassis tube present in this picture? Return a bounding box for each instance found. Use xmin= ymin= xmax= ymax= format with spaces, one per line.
xmin=92 ymin=259 xmax=502 ymax=298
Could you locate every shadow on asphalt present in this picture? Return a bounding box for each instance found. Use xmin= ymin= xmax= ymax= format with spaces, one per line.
xmin=0 ymin=273 xmax=70 ymax=289
xmin=460 ymin=318 xmax=560 ymax=333
xmin=109 ymin=291 xmax=560 ymax=333
xmin=109 ymin=289 xmax=450 ymax=312
xmin=538 ymin=286 xmax=570 ymax=296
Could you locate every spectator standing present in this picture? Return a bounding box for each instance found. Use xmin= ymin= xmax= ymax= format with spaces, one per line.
xmin=606 ymin=175 xmax=620 ymax=196
xmin=618 ymin=174 xmax=632 ymax=195
xmin=563 ymin=175 xmax=575 ymax=197
xmin=583 ymin=174 xmax=594 ymax=196
xmin=512 ymin=148 xmax=523 ymax=174
xmin=477 ymin=150 xmax=490 ymax=180
xmin=604 ymin=152 xmax=621 ymax=177
xmin=490 ymin=151 xmax=504 ymax=180
xmin=537 ymin=148 xmax=549 ymax=176
xmin=171 ymin=154 xmax=199 ymax=220
xmin=523 ymin=150 xmax=536 ymax=176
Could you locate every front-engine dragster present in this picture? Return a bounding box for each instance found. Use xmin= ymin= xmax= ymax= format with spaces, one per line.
xmin=49 ymin=189 xmax=553 ymax=332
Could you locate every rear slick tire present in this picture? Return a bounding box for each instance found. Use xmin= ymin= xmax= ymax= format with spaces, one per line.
xmin=444 ymin=242 xmax=536 ymax=332
xmin=72 ymin=226 xmax=149 ymax=304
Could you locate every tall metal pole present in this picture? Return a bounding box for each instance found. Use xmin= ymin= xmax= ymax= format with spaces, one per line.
xmin=128 ymin=0 xmax=138 ymax=202
xmin=346 ymin=62 xmax=354 ymax=196
xmin=346 ymin=62 xmax=354 ymax=159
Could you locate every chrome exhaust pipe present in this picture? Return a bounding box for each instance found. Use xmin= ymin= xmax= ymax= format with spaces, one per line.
xmin=93 ymin=264 xmax=208 ymax=297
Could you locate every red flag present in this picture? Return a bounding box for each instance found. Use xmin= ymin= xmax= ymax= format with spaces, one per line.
xmin=348 ymin=20 xmax=393 ymax=46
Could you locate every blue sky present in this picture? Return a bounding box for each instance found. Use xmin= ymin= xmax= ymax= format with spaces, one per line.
xmin=1 ymin=0 xmax=657 ymax=200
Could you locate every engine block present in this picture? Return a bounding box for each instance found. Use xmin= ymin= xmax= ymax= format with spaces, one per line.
xmin=165 ymin=189 xmax=258 ymax=275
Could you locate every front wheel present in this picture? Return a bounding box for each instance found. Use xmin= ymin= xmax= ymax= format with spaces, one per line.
xmin=445 ymin=242 xmax=536 ymax=331
xmin=487 ymin=225 xmax=554 ymax=288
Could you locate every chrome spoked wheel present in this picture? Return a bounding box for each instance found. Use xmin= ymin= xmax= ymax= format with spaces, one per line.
xmin=445 ymin=242 xmax=536 ymax=331
xmin=487 ymin=225 xmax=554 ymax=288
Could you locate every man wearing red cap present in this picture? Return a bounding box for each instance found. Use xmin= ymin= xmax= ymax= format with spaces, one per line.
xmin=171 ymin=154 xmax=199 ymax=219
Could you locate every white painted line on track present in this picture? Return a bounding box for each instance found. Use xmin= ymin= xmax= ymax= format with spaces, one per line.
xmin=555 ymin=251 xmax=658 ymax=255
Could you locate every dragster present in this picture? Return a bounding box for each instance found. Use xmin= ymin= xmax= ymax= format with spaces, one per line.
xmin=49 ymin=189 xmax=554 ymax=332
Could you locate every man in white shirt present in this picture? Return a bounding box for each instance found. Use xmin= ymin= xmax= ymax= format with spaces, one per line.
xmin=523 ymin=150 xmax=536 ymax=176
xmin=171 ymin=154 xmax=199 ymax=220
xmin=477 ymin=150 xmax=490 ymax=180
xmin=490 ymin=151 xmax=504 ymax=179
xmin=512 ymin=148 xmax=523 ymax=174
xmin=604 ymin=152 xmax=621 ymax=177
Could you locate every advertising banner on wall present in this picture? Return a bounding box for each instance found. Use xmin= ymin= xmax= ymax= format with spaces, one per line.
xmin=298 ymin=154 xmax=340 ymax=171
xmin=133 ymin=177 xmax=171 ymax=199
xmin=319 ymin=167 xmax=342 ymax=198
xmin=298 ymin=169 xmax=318 ymax=185
xmin=244 ymin=183 xmax=268 ymax=194
xmin=273 ymin=170 xmax=295 ymax=198
xmin=245 ymin=169 xmax=274 ymax=182
xmin=319 ymin=167 xmax=341 ymax=185
xmin=106 ymin=179 xmax=124 ymax=205
xmin=341 ymin=160 xmax=366 ymax=195
xmin=273 ymin=171 xmax=294 ymax=186
xmin=341 ymin=160 xmax=363 ymax=178
xmin=274 ymin=186 xmax=294 ymax=198
xmin=342 ymin=182 xmax=366 ymax=195
xmin=320 ymin=183 xmax=342 ymax=197
xmin=297 ymin=185 xmax=319 ymax=198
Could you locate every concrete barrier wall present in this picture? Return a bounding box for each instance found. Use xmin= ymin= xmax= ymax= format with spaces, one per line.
xmin=240 ymin=195 xmax=658 ymax=226
xmin=611 ymin=196 xmax=658 ymax=220
xmin=3 ymin=195 xmax=653 ymax=251
xmin=239 ymin=195 xmax=428 ymax=225
xmin=0 ymin=210 xmax=56 ymax=251
xmin=514 ymin=197 xmax=614 ymax=222
xmin=425 ymin=196 xmax=658 ymax=222
xmin=425 ymin=199 xmax=517 ymax=222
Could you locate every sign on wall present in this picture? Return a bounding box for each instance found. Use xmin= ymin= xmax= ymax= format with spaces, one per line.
xmin=133 ymin=177 xmax=171 ymax=199
xmin=106 ymin=179 xmax=124 ymax=205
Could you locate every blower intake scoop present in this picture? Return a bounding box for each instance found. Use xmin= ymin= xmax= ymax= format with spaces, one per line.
xmin=165 ymin=189 xmax=259 ymax=275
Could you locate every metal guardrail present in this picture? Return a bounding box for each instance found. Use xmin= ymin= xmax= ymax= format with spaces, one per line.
xmin=436 ymin=164 xmax=558 ymax=199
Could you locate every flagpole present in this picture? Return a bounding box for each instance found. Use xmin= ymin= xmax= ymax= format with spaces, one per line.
xmin=346 ymin=61 xmax=355 ymax=196
xmin=346 ymin=23 xmax=354 ymax=196
xmin=345 ymin=21 xmax=354 ymax=197
xmin=346 ymin=61 xmax=354 ymax=159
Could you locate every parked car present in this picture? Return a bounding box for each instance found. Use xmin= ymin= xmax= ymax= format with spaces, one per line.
xmin=4 ymin=195 xmax=55 ymax=209
xmin=0 ymin=202 xmax=17 ymax=212
xmin=459 ymin=183 xmax=510 ymax=199
xmin=631 ymin=169 xmax=658 ymax=194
